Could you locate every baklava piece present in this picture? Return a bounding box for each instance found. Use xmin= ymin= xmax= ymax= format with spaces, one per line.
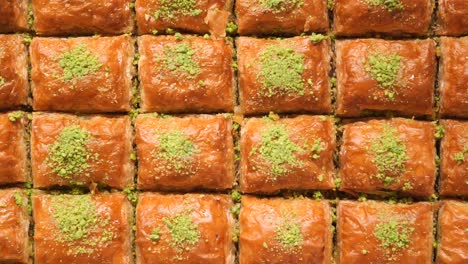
xmin=33 ymin=193 xmax=133 ymax=263
xmin=439 ymin=37 xmax=468 ymax=118
xmin=240 ymin=115 xmax=336 ymax=194
xmin=236 ymin=0 xmax=328 ymax=35
xmin=333 ymin=0 xmax=432 ymax=36
xmin=337 ymin=201 xmax=434 ymax=263
xmin=0 ymin=0 xmax=28 ymax=33
xmin=339 ymin=118 xmax=436 ymax=197
xmin=0 ymin=189 xmax=29 ymax=264
xmin=30 ymin=35 xmax=134 ymax=113
xmin=31 ymin=113 xmax=134 ymax=190
xmin=239 ymin=196 xmax=333 ymax=264
xmin=0 ymin=112 xmax=28 ymax=185
xmin=0 ymin=34 xmax=29 ymax=110
xmin=439 ymin=120 xmax=468 ymax=196
xmin=437 ymin=0 xmax=468 ymax=36
xmin=436 ymin=200 xmax=468 ymax=264
xmin=136 ymin=0 xmax=232 ymax=36
xmin=31 ymin=0 xmax=133 ymax=35
xmin=237 ymin=37 xmax=332 ymax=115
xmin=135 ymin=114 xmax=234 ymax=191
xmin=138 ymin=35 xmax=235 ymax=113
xmin=336 ymin=39 xmax=436 ymax=117
xmin=136 ymin=193 xmax=235 ymax=264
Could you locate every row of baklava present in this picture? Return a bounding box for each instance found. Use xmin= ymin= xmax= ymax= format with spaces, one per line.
xmin=0 ymin=34 xmax=467 ymax=118
xmin=1 ymin=0 xmax=467 ymax=37
xmin=1 ymin=112 xmax=466 ymax=198
xmin=0 ymin=189 xmax=466 ymax=263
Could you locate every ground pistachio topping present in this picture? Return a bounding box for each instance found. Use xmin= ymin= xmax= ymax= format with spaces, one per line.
xmin=276 ymin=219 xmax=303 ymax=249
xmin=163 ymin=211 xmax=200 ymax=250
xmin=153 ymin=0 xmax=202 ymax=20
xmin=8 ymin=111 xmax=23 ymax=122
xmin=364 ymin=52 xmax=403 ymax=101
xmin=258 ymin=45 xmax=305 ymax=97
xmin=160 ymin=43 xmax=201 ymax=79
xmin=150 ymin=228 xmax=161 ymax=242
xmin=154 ymin=130 xmax=198 ymax=172
xmin=453 ymin=146 xmax=468 ymax=165
xmin=374 ymin=219 xmax=415 ymax=258
xmin=13 ymin=192 xmax=24 ymax=206
xmin=364 ymin=0 xmax=404 ymax=12
xmin=259 ymin=0 xmax=304 ymax=13
xmin=0 ymin=76 xmax=5 ymax=86
xmin=59 ymin=44 xmax=102 ymax=82
xmin=310 ymin=138 xmax=324 ymax=159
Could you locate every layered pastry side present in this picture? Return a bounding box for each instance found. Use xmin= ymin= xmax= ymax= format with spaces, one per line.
xmin=437 ymin=0 xmax=468 ymax=36
xmin=0 ymin=0 xmax=29 ymax=33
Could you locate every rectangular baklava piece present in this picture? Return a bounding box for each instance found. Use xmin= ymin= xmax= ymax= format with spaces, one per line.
xmin=240 ymin=115 xmax=336 ymax=193
xmin=136 ymin=193 xmax=235 ymax=264
xmin=135 ymin=0 xmax=232 ymax=36
xmin=236 ymin=0 xmax=328 ymax=35
xmin=30 ymin=35 xmax=134 ymax=113
xmin=31 ymin=0 xmax=133 ymax=35
xmin=33 ymin=193 xmax=133 ymax=263
xmin=237 ymin=37 xmax=332 ymax=115
xmin=135 ymin=114 xmax=234 ymax=191
xmin=138 ymin=35 xmax=235 ymax=113
xmin=0 ymin=0 xmax=28 ymax=32
xmin=439 ymin=120 xmax=468 ymax=196
xmin=339 ymin=118 xmax=436 ymax=197
xmin=333 ymin=0 xmax=432 ymax=36
xmin=0 ymin=34 xmax=29 ymax=110
xmin=437 ymin=0 xmax=468 ymax=36
xmin=336 ymin=39 xmax=436 ymax=117
xmin=239 ymin=196 xmax=332 ymax=264
xmin=0 ymin=189 xmax=29 ymax=264
xmin=337 ymin=201 xmax=434 ymax=263
xmin=31 ymin=113 xmax=134 ymax=190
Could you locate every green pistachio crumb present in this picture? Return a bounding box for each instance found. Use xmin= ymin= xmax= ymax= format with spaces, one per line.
xmin=160 ymin=43 xmax=201 ymax=79
xmin=231 ymin=190 xmax=242 ymax=203
xmin=402 ymin=182 xmax=413 ymax=191
xmin=226 ymin=22 xmax=238 ymax=35
xmin=374 ymin=219 xmax=414 ymax=255
xmin=453 ymin=146 xmax=467 ymax=165
xmin=310 ymin=138 xmax=323 ymax=159
xmin=334 ymin=178 xmax=342 ymax=188
xmin=163 ymin=212 xmax=200 ymax=250
xmin=310 ymin=33 xmax=327 ymax=44
xmin=0 ymin=76 xmax=5 ymax=86
xmin=174 ymin=32 xmax=183 ymax=41
xmin=123 ymin=187 xmax=138 ymax=205
xmin=364 ymin=52 xmax=403 ymax=101
xmin=275 ymin=219 xmax=303 ymax=249
xmin=154 ymin=130 xmax=198 ymax=172
xmin=313 ymin=191 xmax=323 ymax=200
xmin=327 ymin=0 xmax=334 ymax=10
xmin=318 ymin=174 xmax=324 ymax=182
xmin=203 ymin=34 xmax=210 ymax=39
xmin=260 ymin=0 xmax=304 ymax=13
xmin=153 ymin=0 xmax=202 ymax=21
xmin=361 ymin=249 xmax=369 ymax=255
xmin=263 ymin=242 xmax=268 ymax=248
xmin=434 ymin=125 xmax=445 ymax=139
xmin=151 ymin=29 xmax=158 ymax=35
xmin=59 ymin=44 xmax=102 ymax=82
xmin=13 ymin=192 xmax=24 ymax=206
xmin=231 ymin=204 xmax=241 ymax=216
xmin=150 ymin=228 xmax=161 ymax=241
xmin=364 ymin=0 xmax=404 ymax=12
xmin=8 ymin=111 xmax=23 ymax=122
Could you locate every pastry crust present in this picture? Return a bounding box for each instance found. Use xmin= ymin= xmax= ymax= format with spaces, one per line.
xmin=30 ymin=35 xmax=134 ymax=113
xmin=135 ymin=114 xmax=234 ymax=191
xmin=0 ymin=113 xmax=28 ymax=185
xmin=135 ymin=193 xmax=235 ymax=264
xmin=0 ymin=0 xmax=28 ymax=33
xmin=437 ymin=0 xmax=468 ymax=36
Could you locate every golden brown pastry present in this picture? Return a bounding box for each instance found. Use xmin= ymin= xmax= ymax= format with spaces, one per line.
xmin=0 ymin=0 xmax=28 ymax=33
xmin=436 ymin=200 xmax=468 ymax=264
xmin=0 ymin=34 xmax=29 ymax=110
xmin=136 ymin=193 xmax=234 ymax=264
xmin=440 ymin=120 xmax=468 ymax=196
xmin=337 ymin=200 xmax=434 ymax=264
xmin=437 ymin=0 xmax=468 ymax=36
xmin=138 ymin=35 xmax=235 ymax=113
xmin=0 ymin=112 xmax=28 ymax=185
xmin=136 ymin=0 xmax=232 ymax=36
xmin=236 ymin=0 xmax=328 ymax=35
xmin=32 ymin=0 xmax=133 ymax=35
xmin=33 ymin=193 xmax=133 ymax=264
xmin=240 ymin=115 xmax=336 ymax=194
xmin=339 ymin=118 xmax=436 ymax=197
xmin=439 ymin=37 xmax=468 ymax=118
xmin=237 ymin=37 xmax=332 ymax=115
xmin=333 ymin=0 xmax=432 ymax=36
xmin=30 ymin=35 xmax=134 ymax=113
xmin=336 ymin=39 xmax=436 ymax=117
xmin=239 ymin=196 xmax=332 ymax=264
xmin=31 ymin=113 xmax=134 ymax=190
xmin=135 ymin=114 xmax=234 ymax=191
xmin=0 ymin=188 xmax=29 ymax=264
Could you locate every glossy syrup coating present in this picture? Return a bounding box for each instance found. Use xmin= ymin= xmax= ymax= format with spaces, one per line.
xmin=32 ymin=0 xmax=133 ymax=35
xmin=437 ymin=0 xmax=468 ymax=36
xmin=0 ymin=0 xmax=28 ymax=33
xmin=135 ymin=193 xmax=235 ymax=264
xmin=31 ymin=113 xmax=134 ymax=190
xmin=239 ymin=196 xmax=332 ymax=264
xmin=0 ymin=113 xmax=28 ymax=185
xmin=30 ymin=35 xmax=134 ymax=113
xmin=135 ymin=114 xmax=234 ymax=191
xmin=138 ymin=35 xmax=235 ymax=113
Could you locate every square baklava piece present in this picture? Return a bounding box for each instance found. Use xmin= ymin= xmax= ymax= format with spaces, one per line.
xmin=333 ymin=0 xmax=432 ymax=36
xmin=33 ymin=193 xmax=133 ymax=263
xmin=239 ymin=196 xmax=333 ymax=264
xmin=136 ymin=0 xmax=232 ymax=36
xmin=136 ymin=193 xmax=235 ymax=264
xmin=240 ymin=115 xmax=336 ymax=194
xmin=30 ymin=35 xmax=134 ymax=113
xmin=138 ymin=35 xmax=235 ymax=113
xmin=236 ymin=0 xmax=328 ymax=35
xmin=437 ymin=0 xmax=468 ymax=36
xmin=339 ymin=118 xmax=436 ymax=197
xmin=31 ymin=0 xmax=133 ymax=35
xmin=337 ymin=201 xmax=434 ymax=263
xmin=31 ymin=113 xmax=134 ymax=190
xmin=439 ymin=120 xmax=468 ymax=196
xmin=237 ymin=37 xmax=332 ymax=115
xmin=0 ymin=112 xmax=28 ymax=185
xmin=439 ymin=37 xmax=468 ymax=118
xmin=0 ymin=34 xmax=29 ymax=110
xmin=336 ymin=39 xmax=436 ymax=117
xmin=135 ymin=114 xmax=234 ymax=191
xmin=436 ymin=200 xmax=468 ymax=264
xmin=0 ymin=0 xmax=28 ymax=32
xmin=0 ymin=189 xmax=30 ymax=264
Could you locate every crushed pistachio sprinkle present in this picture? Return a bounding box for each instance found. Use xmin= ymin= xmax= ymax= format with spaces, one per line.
xmin=364 ymin=0 xmax=404 ymax=12
xmin=59 ymin=44 xmax=102 ymax=81
xmin=275 ymin=218 xmax=303 ymax=249
xmin=13 ymin=192 xmax=24 ymax=206
xmin=153 ymin=0 xmax=202 ymax=20
xmin=154 ymin=130 xmax=198 ymax=172
xmin=310 ymin=138 xmax=324 ymax=159
xmin=163 ymin=212 xmax=200 ymax=250
xmin=150 ymin=228 xmax=161 ymax=241
xmin=259 ymin=0 xmax=304 ymax=13
xmin=0 ymin=76 xmax=5 ymax=86
xmin=8 ymin=111 xmax=23 ymax=122
xmin=160 ymin=43 xmax=201 ymax=78
xmin=453 ymin=146 xmax=467 ymax=165
xmin=374 ymin=219 xmax=414 ymax=256
xmin=364 ymin=52 xmax=403 ymax=101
